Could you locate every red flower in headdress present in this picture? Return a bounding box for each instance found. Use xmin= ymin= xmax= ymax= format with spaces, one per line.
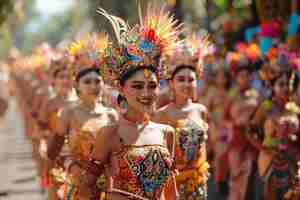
xmin=267 ymin=48 xmax=278 ymax=60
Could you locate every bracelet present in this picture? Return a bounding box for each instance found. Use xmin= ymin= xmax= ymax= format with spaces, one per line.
xmin=67 ymin=160 xmax=82 ymax=173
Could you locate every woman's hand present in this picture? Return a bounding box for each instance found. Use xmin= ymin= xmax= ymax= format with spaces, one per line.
xmin=69 ymin=163 xmax=86 ymax=186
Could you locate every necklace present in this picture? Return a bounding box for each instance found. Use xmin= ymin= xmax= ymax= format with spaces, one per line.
xmin=79 ymin=102 xmax=104 ymax=115
xmin=121 ymin=115 xmax=150 ymax=131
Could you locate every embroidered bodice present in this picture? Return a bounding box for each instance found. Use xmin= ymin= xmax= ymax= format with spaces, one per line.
xmin=111 ymin=144 xmax=173 ymax=200
xmin=68 ymin=118 xmax=102 ymax=160
xmin=109 ymin=125 xmax=174 ymax=200
xmin=174 ymin=119 xmax=208 ymax=169
xmin=69 ymin=130 xmax=95 ymax=161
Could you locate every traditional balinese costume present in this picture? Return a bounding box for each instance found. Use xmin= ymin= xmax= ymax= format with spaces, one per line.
xmin=97 ymin=3 xmax=182 ymax=200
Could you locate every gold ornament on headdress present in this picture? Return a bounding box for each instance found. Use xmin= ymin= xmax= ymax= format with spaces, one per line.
xmin=164 ymin=33 xmax=214 ymax=79
xmin=67 ymin=32 xmax=111 ymax=80
xmin=285 ymin=102 xmax=300 ymax=115
xmin=97 ymin=3 xmax=183 ymax=85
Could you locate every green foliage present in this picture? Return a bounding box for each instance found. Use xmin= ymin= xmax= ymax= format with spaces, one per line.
xmin=0 ymin=0 xmax=13 ymax=26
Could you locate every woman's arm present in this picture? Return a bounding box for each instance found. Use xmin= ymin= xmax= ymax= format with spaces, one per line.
xmin=92 ymin=125 xmax=117 ymax=163
xmin=165 ymin=126 xmax=180 ymax=199
xmin=47 ymin=105 xmax=71 ymax=161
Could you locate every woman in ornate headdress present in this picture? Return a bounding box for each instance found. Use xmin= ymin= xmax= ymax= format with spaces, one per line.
xmin=16 ymin=54 xmax=54 ymax=189
xmin=36 ymin=55 xmax=74 ymax=200
xmin=92 ymin=4 xmax=182 ymax=200
xmin=251 ymin=71 xmax=299 ymax=200
xmin=53 ymin=33 xmax=118 ymax=200
xmin=258 ymin=101 xmax=300 ymax=200
xmin=152 ymin=34 xmax=211 ymax=200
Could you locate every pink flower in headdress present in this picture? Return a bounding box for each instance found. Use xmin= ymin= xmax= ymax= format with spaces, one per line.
xmin=260 ymin=21 xmax=281 ymax=38
xmin=235 ymin=42 xmax=247 ymax=54
xmin=289 ymin=52 xmax=297 ymax=60
xmin=207 ymin=45 xmax=216 ymax=55
xmin=291 ymin=58 xmax=300 ymax=71
xmin=278 ymin=44 xmax=289 ymax=57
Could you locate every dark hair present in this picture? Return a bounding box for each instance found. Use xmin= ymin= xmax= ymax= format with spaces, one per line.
xmin=235 ymin=65 xmax=252 ymax=75
xmin=170 ymin=65 xmax=196 ymax=80
xmin=119 ymin=65 xmax=157 ymax=86
xmin=272 ymin=72 xmax=299 ymax=93
xmin=75 ymin=68 xmax=101 ymax=82
xmin=51 ymin=58 xmax=69 ymax=78
xmin=117 ymin=93 xmax=127 ymax=106
xmin=53 ymin=68 xmax=66 ymax=78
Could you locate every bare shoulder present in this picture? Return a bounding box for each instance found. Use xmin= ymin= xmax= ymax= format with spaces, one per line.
xmin=193 ymin=102 xmax=208 ymax=115
xmin=150 ymin=121 xmax=175 ymax=134
xmin=104 ymin=106 xmax=119 ymax=122
xmin=152 ymin=103 xmax=173 ymax=122
xmin=96 ymin=123 xmax=119 ymax=142
xmin=193 ymin=102 xmax=207 ymax=113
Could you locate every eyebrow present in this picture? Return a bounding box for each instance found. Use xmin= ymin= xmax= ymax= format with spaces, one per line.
xmin=131 ymin=81 xmax=145 ymax=84
xmin=176 ymin=75 xmax=194 ymax=78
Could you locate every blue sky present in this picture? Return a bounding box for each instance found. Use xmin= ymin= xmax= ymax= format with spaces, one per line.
xmin=36 ymin=0 xmax=74 ymax=16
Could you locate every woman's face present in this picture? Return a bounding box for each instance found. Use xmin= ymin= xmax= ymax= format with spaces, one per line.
xmin=215 ymin=69 xmax=227 ymax=88
xmin=171 ymin=68 xmax=197 ymax=100
xmin=121 ymin=70 xmax=159 ymax=115
xmin=54 ymin=69 xmax=71 ymax=95
xmin=230 ymin=102 xmax=254 ymax=126
xmin=236 ymin=69 xmax=250 ymax=89
xmin=273 ymin=76 xmax=289 ymax=99
xmin=76 ymin=71 xmax=103 ymax=101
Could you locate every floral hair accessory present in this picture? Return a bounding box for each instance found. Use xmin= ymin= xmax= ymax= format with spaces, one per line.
xmin=67 ymin=32 xmax=112 ymax=80
xmin=164 ymin=33 xmax=214 ymax=79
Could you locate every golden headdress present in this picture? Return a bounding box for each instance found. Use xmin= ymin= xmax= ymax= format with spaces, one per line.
xmin=98 ymin=3 xmax=183 ymax=84
xmin=163 ymin=33 xmax=214 ymax=79
xmin=67 ymin=32 xmax=112 ymax=80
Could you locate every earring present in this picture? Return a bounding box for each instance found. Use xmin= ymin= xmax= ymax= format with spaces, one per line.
xmin=118 ymin=95 xmax=128 ymax=114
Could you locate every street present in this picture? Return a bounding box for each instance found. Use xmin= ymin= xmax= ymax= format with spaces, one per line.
xmin=0 ymin=99 xmax=44 ymax=200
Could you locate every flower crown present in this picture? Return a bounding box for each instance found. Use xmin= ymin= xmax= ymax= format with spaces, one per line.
xmin=67 ymin=32 xmax=112 ymax=80
xmin=164 ymin=33 xmax=214 ymax=79
xmin=98 ymin=3 xmax=183 ymax=85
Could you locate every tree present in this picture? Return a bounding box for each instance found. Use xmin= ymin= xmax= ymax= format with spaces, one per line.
xmin=0 ymin=0 xmax=13 ymax=26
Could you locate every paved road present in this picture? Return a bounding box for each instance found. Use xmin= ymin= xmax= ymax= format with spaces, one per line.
xmin=0 ymin=99 xmax=45 ymax=200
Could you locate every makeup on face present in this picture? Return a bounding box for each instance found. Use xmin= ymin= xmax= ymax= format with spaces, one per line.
xmin=56 ymin=70 xmax=70 ymax=82
xmin=274 ymin=77 xmax=289 ymax=97
xmin=122 ymin=70 xmax=159 ymax=112
xmin=125 ymin=80 xmax=158 ymax=105
xmin=54 ymin=69 xmax=71 ymax=94
xmin=78 ymin=71 xmax=102 ymax=96
xmin=172 ymin=68 xmax=197 ymax=98
xmin=173 ymin=68 xmax=197 ymax=83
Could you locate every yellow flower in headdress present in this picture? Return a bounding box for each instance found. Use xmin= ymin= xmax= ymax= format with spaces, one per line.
xmin=67 ymin=32 xmax=112 ymax=80
xmin=68 ymin=41 xmax=85 ymax=56
xmin=285 ymin=102 xmax=300 ymax=114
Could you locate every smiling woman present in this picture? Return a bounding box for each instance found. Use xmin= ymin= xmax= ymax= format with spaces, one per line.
xmin=36 ymin=0 xmax=74 ymax=16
